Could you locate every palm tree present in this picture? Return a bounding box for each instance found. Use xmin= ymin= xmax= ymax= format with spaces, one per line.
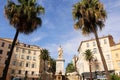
xmin=40 ymin=49 xmax=50 ymax=80
xmin=72 ymin=0 xmax=110 ymax=79
xmin=49 ymin=58 xmax=56 ymax=74
xmin=48 ymin=58 xmax=56 ymax=80
xmin=83 ymin=49 xmax=94 ymax=80
xmin=2 ymin=0 xmax=44 ymax=79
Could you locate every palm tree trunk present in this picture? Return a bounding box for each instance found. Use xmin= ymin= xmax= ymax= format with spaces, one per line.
xmin=89 ymin=60 xmax=92 ymax=80
xmin=92 ymin=26 xmax=110 ymax=80
xmin=1 ymin=29 xmax=19 ymax=80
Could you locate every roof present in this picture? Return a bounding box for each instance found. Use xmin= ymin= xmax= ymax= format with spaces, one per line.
xmin=77 ymin=35 xmax=115 ymax=52
xmin=0 ymin=38 xmax=13 ymax=43
xmin=0 ymin=37 xmax=41 ymax=49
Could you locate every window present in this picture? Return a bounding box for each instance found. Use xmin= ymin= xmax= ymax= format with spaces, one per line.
xmin=11 ymin=69 xmax=15 ymax=74
xmin=18 ymin=70 xmax=21 ymax=74
xmin=26 ymin=63 xmax=29 ymax=67
xmin=8 ymin=44 xmax=11 ymax=49
xmin=106 ymin=54 xmax=110 ymax=60
xmin=27 ymin=56 xmax=31 ymax=60
xmin=93 ymin=48 xmax=97 ymax=53
xmin=115 ymin=53 xmax=119 ymax=58
xmin=22 ymin=49 xmax=25 ymax=53
xmin=12 ymin=61 xmax=16 ymax=66
xmin=1 ymin=42 xmax=5 ymax=47
xmin=27 ymin=56 xmax=29 ymax=60
xmin=19 ymin=61 xmax=23 ymax=67
xmin=32 ymin=71 xmax=34 ymax=75
xmin=7 ymin=51 xmax=10 ymax=55
xmin=25 ymin=71 xmax=28 ymax=75
xmin=108 ymin=63 xmax=112 ymax=70
xmin=28 ymin=45 xmax=30 ymax=48
xmin=26 ymin=62 xmax=30 ymax=67
xmin=28 ymin=50 xmax=31 ymax=54
xmin=33 ymin=57 xmax=36 ymax=61
xmin=93 ymin=42 xmax=95 ymax=46
xmin=34 ymin=51 xmax=36 ymax=55
xmin=16 ymin=47 xmax=19 ymax=52
xmin=32 ymin=64 xmax=34 ymax=68
xmin=86 ymin=43 xmax=89 ymax=47
xmin=14 ymin=54 xmax=18 ymax=58
xmin=0 ymin=50 xmax=3 ymax=54
xmin=118 ymin=62 xmax=120 ymax=68
xmin=95 ymin=64 xmax=99 ymax=70
xmin=104 ymin=39 xmax=107 ymax=44
xmin=21 ymin=55 xmax=24 ymax=59
xmin=32 ymin=63 xmax=36 ymax=68
xmin=24 ymin=44 xmax=26 ymax=47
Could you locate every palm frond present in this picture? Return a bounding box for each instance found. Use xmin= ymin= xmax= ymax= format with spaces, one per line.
xmin=72 ymin=0 xmax=107 ymax=35
xmin=4 ymin=0 xmax=45 ymax=34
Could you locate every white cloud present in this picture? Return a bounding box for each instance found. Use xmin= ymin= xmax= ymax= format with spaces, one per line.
xmin=43 ymin=19 xmax=56 ymax=29
xmin=18 ymin=31 xmax=47 ymax=44
xmin=31 ymin=36 xmax=42 ymax=42
xmin=109 ymin=0 xmax=120 ymax=9
xmin=62 ymin=35 xmax=81 ymax=55
xmin=30 ymin=32 xmax=47 ymax=43
xmin=104 ymin=0 xmax=120 ymax=13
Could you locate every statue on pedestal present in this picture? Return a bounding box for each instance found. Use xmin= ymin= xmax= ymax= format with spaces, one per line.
xmin=58 ymin=46 xmax=63 ymax=58
xmin=56 ymin=45 xmax=65 ymax=76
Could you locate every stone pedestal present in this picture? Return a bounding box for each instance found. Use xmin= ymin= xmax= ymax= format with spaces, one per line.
xmin=56 ymin=58 xmax=65 ymax=75
xmin=56 ymin=71 xmax=66 ymax=80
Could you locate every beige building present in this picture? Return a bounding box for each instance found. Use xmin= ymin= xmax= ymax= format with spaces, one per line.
xmin=67 ymin=72 xmax=79 ymax=80
xmin=111 ymin=43 xmax=120 ymax=75
xmin=0 ymin=38 xmax=13 ymax=78
xmin=0 ymin=38 xmax=42 ymax=79
xmin=76 ymin=35 xmax=115 ymax=79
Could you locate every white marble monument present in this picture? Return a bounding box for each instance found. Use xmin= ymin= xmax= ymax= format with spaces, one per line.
xmin=56 ymin=46 xmax=65 ymax=75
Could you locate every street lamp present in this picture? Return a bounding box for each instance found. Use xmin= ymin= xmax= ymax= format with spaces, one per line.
xmin=73 ymin=55 xmax=78 ymax=72
xmin=73 ymin=55 xmax=79 ymax=80
xmin=95 ymin=71 xmax=97 ymax=79
xmin=82 ymin=73 xmax=84 ymax=80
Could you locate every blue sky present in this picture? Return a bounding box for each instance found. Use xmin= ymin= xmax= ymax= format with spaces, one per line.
xmin=0 ymin=0 xmax=120 ymax=68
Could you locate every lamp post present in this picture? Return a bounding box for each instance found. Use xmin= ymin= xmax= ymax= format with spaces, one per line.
xmin=24 ymin=71 xmax=28 ymax=80
xmin=73 ymin=55 xmax=79 ymax=71
xmin=73 ymin=55 xmax=79 ymax=80
xmin=95 ymin=71 xmax=97 ymax=79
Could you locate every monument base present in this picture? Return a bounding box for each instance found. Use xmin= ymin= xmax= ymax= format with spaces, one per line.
xmin=56 ymin=73 xmax=66 ymax=80
xmin=56 ymin=58 xmax=65 ymax=75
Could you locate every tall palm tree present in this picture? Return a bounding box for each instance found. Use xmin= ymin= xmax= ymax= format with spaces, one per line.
xmin=72 ymin=0 xmax=110 ymax=79
xmin=48 ymin=58 xmax=56 ymax=80
xmin=2 ymin=0 xmax=44 ymax=79
xmin=40 ymin=49 xmax=50 ymax=80
xmin=83 ymin=49 xmax=94 ymax=80
xmin=49 ymin=58 xmax=56 ymax=74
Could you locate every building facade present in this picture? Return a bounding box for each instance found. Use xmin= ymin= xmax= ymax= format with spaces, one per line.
xmin=0 ymin=38 xmax=13 ymax=78
xmin=76 ymin=35 xmax=115 ymax=79
xmin=0 ymin=38 xmax=42 ymax=79
xmin=111 ymin=43 xmax=120 ymax=75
